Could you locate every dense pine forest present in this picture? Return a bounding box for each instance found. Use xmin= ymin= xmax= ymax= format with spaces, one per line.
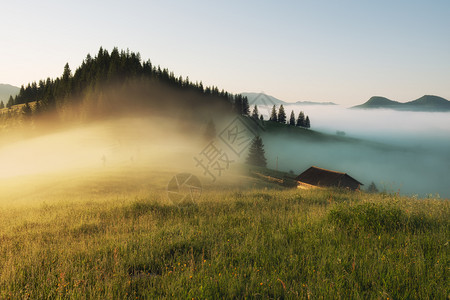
xmin=1 ymin=47 xmax=250 ymax=126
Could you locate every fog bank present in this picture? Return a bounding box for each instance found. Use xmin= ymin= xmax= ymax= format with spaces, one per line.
xmin=260 ymin=104 xmax=450 ymax=198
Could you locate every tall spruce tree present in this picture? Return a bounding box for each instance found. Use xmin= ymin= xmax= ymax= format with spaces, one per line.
xmin=305 ymin=116 xmax=311 ymax=128
xmin=62 ymin=63 xmax=72 ymax=98
xmin=234 ymin=96 xmax=243 ymax=114
xmin=296 ymin=111 xmax=305 ymax=127
xmin=289 ymin=110 xmax=295 ymax=126
xmin=251 ymin=105 xmax=259 ymax=120
xmin=242 ymin=97 xmax=250 ymax=116
xmin=246 ymin=136 xmax=267 ymax=167
xmin=7 ymin=95 xmax=14 ymax=108
xmin=277 ymin=104 xmax=286 ymax=124
xmin=0 ymin=101 xmax=4 ymax=109
xmin=270 ymin=105 xmax=277 ymax=122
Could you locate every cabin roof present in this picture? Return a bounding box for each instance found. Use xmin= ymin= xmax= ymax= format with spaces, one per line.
xmin=295 ymin=166 xmax=363 ymax=187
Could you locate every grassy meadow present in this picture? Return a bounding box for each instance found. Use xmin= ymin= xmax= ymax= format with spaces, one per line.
xmin=0 ymin=166 xmax=448 ymax=299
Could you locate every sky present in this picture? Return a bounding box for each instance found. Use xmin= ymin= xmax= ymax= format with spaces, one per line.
xmin=1 ymin=0 xmax=449 ymax=106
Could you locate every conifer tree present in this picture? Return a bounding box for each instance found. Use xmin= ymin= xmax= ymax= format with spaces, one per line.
xmin=7 ymin=95 xmax=14 ymax=108
xmin=246 ymin=136 xmax=267 ymax=167
xmin=289 ymin=110 xmax=295 ymax=126
xmin=305 ymin=116 xmax=311 ymax=128
xmin=0 ymin=101 xmax=4 ymax=109
xmin=251 ymin=105 xmax=259 ymax=120
xmin=270 ymin=105 xmax=277 ymax=122
xmin=277 ymin=104 xmax=286 ymax=124
xmin=242 ymin=97 xmax=250 ymax=116
xmin=296 ymin=111 xmax=305 ymax=127
xmin=259 ymin=114 xmax=264 ymax=122
xmin=234 ymin=96 xmax=243 ymax=114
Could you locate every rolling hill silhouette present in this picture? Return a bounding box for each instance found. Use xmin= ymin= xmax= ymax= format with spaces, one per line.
xmin=353 ymin=95 xmax=450 ymax=111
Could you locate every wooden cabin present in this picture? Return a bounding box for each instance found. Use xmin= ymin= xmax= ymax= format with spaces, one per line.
xmin=295 ymin=166 xmax=363 ymax=191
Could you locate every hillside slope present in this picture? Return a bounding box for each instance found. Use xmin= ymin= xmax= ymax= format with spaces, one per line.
xmin=0 ymin=164 xmax=447 ymax=298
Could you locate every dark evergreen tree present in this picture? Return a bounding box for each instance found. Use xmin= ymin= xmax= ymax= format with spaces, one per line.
xmin=0 ymin=101 xmax=4 ymax=109
xmin=270 ymin=105 xmax=277 ymax=122
xmin=234 ymin=95 xmax=243 ymax=114
xmin=305 ymin=116 xmax=311 ymax=128
xmin=62 ymin=63 xmax=72 ymax=90
xmin=8 ymin=47 xmax=251 ymax=122
xmin=251 ymin=105 xmax=259 ymax=120
xmin=296 ymin=111 xmax=305 ymax=127
xmin=289 ymin=110 xmax=295 ymax=126
xmin=277 ymin=104 xmax=286 ymax=124
xmin=246 ymin=136 xmax=267 ymax=167
xmin=7 ymin=96 xmax=14 ymax=108
xmin=242 ymin=97 xmax=250 ymax=115
xmin=259 ymin=114 xmax=264 ymax=122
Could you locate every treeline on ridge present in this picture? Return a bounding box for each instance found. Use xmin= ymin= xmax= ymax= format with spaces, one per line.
xmin=1 ymin=47 xmax=251 ymax=124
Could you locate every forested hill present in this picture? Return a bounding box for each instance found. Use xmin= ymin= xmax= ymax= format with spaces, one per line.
xmin=3 ymin=47 xmax=250 ymax=123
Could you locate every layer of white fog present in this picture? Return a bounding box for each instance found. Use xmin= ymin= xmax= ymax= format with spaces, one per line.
xmin=0 ymin=105 xmax=448 ymax=199
xmin=259 ymin=104 xmax=450 ymax=198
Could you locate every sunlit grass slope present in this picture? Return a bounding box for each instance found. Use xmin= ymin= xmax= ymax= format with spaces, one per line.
xmin=0 ymin=167 xmax=448 ymax=299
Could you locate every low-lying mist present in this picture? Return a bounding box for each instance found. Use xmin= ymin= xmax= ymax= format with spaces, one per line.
xmin=260 ymin=104 xmax=450 ymax=198
xmin=0 ymin=112 xmax=253 ymax=206
xmin=0 ymin=116 xmax=211 ymax=204
xmin=1 ymin=101 xmax=448 ymax=201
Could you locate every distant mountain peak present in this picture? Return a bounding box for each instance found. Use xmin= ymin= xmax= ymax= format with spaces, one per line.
xmin=353 ymin=95 xmax=450 ymax=111
xmin=241 ymin=92 xmax=287 ymax=106
xmin=242 ymin=92 xmax=337 ymax=106
xmin=365 ymin=96 xmax=400 ymax=106
xmin=0 ymin=83 xmax=20 ymax=102
xmin=407 ymin=95 xmax=448 ymax=105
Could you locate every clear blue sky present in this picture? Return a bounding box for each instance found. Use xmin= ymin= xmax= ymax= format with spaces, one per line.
xmin=1 ymin=0 xmax=449 ymax=105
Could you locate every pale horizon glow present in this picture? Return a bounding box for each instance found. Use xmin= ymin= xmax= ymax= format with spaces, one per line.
xmin=1 ymin=1 xmax=449 ymax=105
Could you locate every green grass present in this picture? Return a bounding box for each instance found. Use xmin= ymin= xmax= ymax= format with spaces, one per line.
xmin=0 ymin=169 xmax=448 ymax=299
